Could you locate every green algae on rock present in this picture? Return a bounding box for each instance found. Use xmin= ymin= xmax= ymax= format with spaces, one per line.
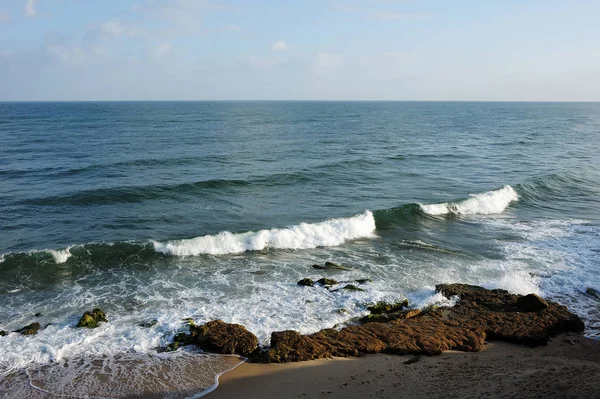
xmin=77 ymin=308 xmax=108 ymax=328
xmin=15 ymin=322 xmax=41 ymax=335
xmin=316 ymin=278 xmax=338 ymax=286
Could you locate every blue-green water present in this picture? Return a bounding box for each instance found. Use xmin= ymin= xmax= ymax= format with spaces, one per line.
xmin=1 ymin=102 xmax=600 ymax=395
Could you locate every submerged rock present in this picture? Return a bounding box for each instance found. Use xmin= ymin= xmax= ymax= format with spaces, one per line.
xmin=77 ymin=308 xmax=108 ymax=328
xmin=586 ymin=287 xmax=600 ymax=300
xmin=316 ymin=278 xmax=338 ymax=286
xmin=260 ymin=284 xmax=584 ymax=363
xmin=312 ymin=262 xmax=351 ymax=271
xmin=355 ymin=278 xmax=373 ymax=284
xmin=297 ymin=278 xmax=315 ymax=287
xmin=0 ymin=330 xmax=8 ymax=337
xmin=139 ymin=319 xmax=158 ymax=328
xmin=189 ymin=320 xmax=259 ymax=357
xmin=338 ymin=284 xmax=364 ymax=292
xmin=15 ymin=322 xmax=41 ymax=335
xmin=517 ymin=293 xmax=549 ymax=312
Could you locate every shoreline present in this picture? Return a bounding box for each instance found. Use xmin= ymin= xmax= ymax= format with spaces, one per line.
xmin=209 ymin=333 xmax=600 ymax=398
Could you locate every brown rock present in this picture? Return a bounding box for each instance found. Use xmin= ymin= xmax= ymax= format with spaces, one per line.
xmin=15 ymin=322 xmax=41 ymax=335
xmin=190 ymin=320 xmax=259 ymax=357
xmin=297 ymin=278 xmax=315 ymax=287
xmin=258 ymin=284 xmax=585 ymax=363
xmin=517 ymin=293 xmax=549 ymax=312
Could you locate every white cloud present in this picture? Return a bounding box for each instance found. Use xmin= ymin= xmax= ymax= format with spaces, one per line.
xmin=314 ymin=52 xmax=344 ymax=74
xmin=25 ymin=0 xmax=36 ymax=17
xmin=0 ymin=9 xmax=10 ymax=23
xmin=102 ymin=20 xmax=124 ymax=36
xmin=272 ymin=40 xmax=286 ymax=51
xmin=154 ymin=42 xmax=171 ymax=59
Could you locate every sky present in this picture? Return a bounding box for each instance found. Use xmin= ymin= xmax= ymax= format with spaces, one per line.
xmin=0 ymin=0 xmax=599 ymax=101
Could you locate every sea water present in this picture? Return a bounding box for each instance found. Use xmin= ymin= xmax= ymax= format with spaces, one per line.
xmin=1 ymin=101 xmax=599 ymax=396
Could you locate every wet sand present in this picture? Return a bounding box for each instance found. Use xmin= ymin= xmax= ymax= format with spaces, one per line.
xmin=209 ymin=333 xmax=600 ymax=399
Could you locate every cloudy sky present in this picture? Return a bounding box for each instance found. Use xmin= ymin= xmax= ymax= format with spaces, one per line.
xmin=0 ymin=0 xmax=599 ymax=101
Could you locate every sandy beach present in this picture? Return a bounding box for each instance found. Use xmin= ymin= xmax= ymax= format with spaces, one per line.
xmin=209 ymin=333 xmax=600 ymax=399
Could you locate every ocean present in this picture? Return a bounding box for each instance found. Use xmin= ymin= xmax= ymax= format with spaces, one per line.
xmin=1 ymin=101 xmax=599 ymax=396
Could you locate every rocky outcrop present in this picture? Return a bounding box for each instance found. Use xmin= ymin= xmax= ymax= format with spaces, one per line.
xmin=77 ymin=308 xmax=108 ymax=328
xmin=0 ymin=330 xmax=7 ymax=337
xmin=316 ymin=278 xmax=338 ymax=286
xmin=189 ymin=320 xmax=259 ymax=357
xmin=262 ymin=284 xmax=584 ymax=362
xmin=517 ymin=293 xmax=549 ymax=312
xmin=15 ymin=322 xmax=41 ymax=335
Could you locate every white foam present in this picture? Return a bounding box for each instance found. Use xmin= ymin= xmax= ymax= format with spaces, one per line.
xmin=419 ymin=185 xmax=518 ymax=216
xmin=49 ymin=247 xmax=72 ymax=264
xmin=153 ymin=211 xmax=377 ymax=256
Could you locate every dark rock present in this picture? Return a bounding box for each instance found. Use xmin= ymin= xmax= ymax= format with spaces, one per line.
xmin=355 ymin=279 xmax=372 ymax=284
xmin=259 ymin=284 xmax=584 ymax=363
xmin=77 ymin=308 xmax=108 ymax=328
xmin=189 ymin=320 xmax=259 ymax=357
xmin=0 ymin=330 xmax=7 ymax=337
xmin=316 ymin=278 xmax=338 ymax=286
xmin=312 ymin=262 xmax=351 ymax=271
xmin=404 ymin=356 xmax=421 ymax=365
xmin=15 ymin=322 xmax=41 ymax=335
xmin=34 ymin=313 xmax=43 ymax=317
xmin=297 ymin=278 xmax=315 ymax=287
xmin=517 ymin=293 xmax=549 ymax=312
xmin=339 ymin=284 xmax=364 ymax=292
xmin=139 ymin=319 xmax=158 ymax=328
xmin=367 ymin=300 xmax=409 ymax=314
xmin=586 ymin=287 xmax=600 ymax=299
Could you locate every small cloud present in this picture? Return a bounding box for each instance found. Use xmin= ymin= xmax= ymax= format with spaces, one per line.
xmin=272 ymin=40 xmax=286 ymax=51
xmin=154 ymin=42 xmax=170 ymax=59
xmin=102 ymin=20 xmax=124 ymax=36
xmin=0 ymin=9 xmax=10 ymax=23
xmin=314 ymin=52 xmax=344 ymax=74
xmin=25 ymin=0 xmax=36 ymax=17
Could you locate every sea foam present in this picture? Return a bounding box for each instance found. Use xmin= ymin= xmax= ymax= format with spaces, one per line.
xmin=152 ymin=211 xmax=376 ymax=256
xmin=419 ymin=185 xmax=518 ymax=216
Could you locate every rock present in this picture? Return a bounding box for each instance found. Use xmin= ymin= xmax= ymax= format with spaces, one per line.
xmin=367 ymin=300 xmax=409 ymax=314
xmin=0 ymin=330 xmax=7 ymax=337
xmin=34 ymin=312 xmax=43 ymax=317
xmin=517 ymin=293 xmax=549 ymax=312
xmin=586 ymin=287 xmax=600 ymax=299
xmin=297 ymin=278 xmax=315 ymax=287
xmin=189 ymin=320 xmax=259 ymax=357
xmin=139 ymin=319 xmax=158 ymax=328
xmin=355 ymin=279 xmax=372 ymax=284
xmin=316 ymin=278 xmax=338 ymax=286
xmin=259 ymin=284 xmax=585 ymax=363
xmin=339 ymin=284 xmax=364 ymax=292
xmin=312 ymin=262 xmax=351 ymax=271
xmin=77 ymin=308 xmax=108 ymax=328
xmin=360 ymin=309 xmax=421 ymax=324
xmin=15 ymin=322 xmax=41 ymax=335
xmin=404 ymin=356 xmax=421 ymax=365
xmin=182 ymin=317 xmax=196 ymax=326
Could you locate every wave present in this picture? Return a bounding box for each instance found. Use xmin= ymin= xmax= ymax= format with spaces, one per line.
xmin=1 ymin=186 xmax=523 ymax=266
xmin=418 ymin=185 xmax=518 ymax=216
xmin=153 ymin=211 xmax=377 ymax=256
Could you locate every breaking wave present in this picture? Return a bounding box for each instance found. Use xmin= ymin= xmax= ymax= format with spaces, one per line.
xmin=419 ymin=185 xmax=518 ymax=216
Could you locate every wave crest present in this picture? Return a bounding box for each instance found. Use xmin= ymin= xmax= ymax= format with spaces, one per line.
xmin=152 ymin=211 xmax=376 ymax=256
xmin=419 ymin=185 xmax=518 ymax=216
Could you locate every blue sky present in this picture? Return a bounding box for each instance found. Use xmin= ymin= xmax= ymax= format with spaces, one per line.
xmin=0 ymin=0 xmax=599 ymax=100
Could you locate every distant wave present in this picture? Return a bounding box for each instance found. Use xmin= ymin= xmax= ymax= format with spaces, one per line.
xmin=418 ymin=185 xmax=518 ymax=216
xmin=153 ymin=211 xmax=376 ymax=256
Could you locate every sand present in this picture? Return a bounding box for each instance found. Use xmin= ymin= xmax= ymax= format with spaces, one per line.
xmin=209 ymin=333 xmax=600 ymax=399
